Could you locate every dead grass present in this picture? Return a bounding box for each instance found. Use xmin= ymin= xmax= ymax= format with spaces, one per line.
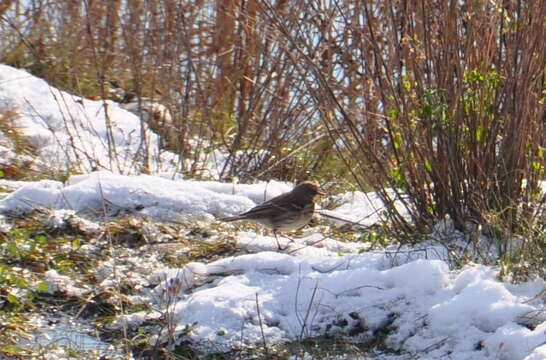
xmin=0 ymin=0 xmax=543 ymax=278
xmin=258 ymin=0 xmax=546 ymax=277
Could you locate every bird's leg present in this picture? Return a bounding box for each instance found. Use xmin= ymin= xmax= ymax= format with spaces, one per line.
xmin=274 ymin=230 xmax=294 ymax=251
xmin=273 ymin=230 xmax=284 ymax=250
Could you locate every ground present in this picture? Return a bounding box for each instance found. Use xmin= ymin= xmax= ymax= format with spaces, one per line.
xmin=0 ymin=65 xmax=545 ymax=360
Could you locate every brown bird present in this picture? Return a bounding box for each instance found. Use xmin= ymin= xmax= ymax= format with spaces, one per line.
xmin=220 ymin=181 xmax=324 ymax=249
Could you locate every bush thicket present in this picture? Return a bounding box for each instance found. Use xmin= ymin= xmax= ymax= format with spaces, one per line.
xmin=1 ymin=0 xmax=545 ymax=276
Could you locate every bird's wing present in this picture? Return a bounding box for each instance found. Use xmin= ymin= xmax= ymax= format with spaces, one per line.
xmin=240 ymin=193 xmax=303 ymax=219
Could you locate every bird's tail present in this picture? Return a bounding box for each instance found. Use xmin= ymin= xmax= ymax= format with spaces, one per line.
xmin=219 ymin=215 xmax=245 ymax=222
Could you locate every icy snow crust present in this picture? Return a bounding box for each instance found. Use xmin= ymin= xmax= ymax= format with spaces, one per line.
xmin=0 ymin=64 xmax=177 ymax=174
xmin=0 ymin=171 xmax=291 ymax=221
xmin=1 ymin=65 xmax=545 ymax=359
xmin=162 ymin=256 xmax=545 ymax=360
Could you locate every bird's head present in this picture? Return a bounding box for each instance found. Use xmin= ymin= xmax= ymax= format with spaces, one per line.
xmin=292 ymin=181 xmax=324 ymax=200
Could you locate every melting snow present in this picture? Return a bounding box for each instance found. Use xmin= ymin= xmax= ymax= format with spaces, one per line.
xmin=0 ymin=64 xmax=544 ymax=359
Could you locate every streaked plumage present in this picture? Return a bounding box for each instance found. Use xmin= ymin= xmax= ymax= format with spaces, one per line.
xmin=221 ymin=181 xmax=323 ymax=248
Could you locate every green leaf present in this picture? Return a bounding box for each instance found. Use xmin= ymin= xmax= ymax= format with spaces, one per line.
xmin=35 ymin=235 xmax=48 ymax=245
xmin=6 ymin=242 xmax=19 ymax=256
xmin=36 ymin=281 xmax=49 ymax=292
xmin=531 ymin=161 xmax=544 ymax=174
xmin=72 ymin=238 xmax=81 ymax=249
xmin=423 ymin=159 xmax=433 ymax=172
xmin=390 ymin=167 xmax=405 ymax=184
xmin=420 ymin=103 xmax=432 ymax=117
xmin=1 ymin=344 xmax=26 ymax=355
xmin=392 ymin=131 xmax=403 ymax=150
xmin=15 ymin=276 xmax=29 ymax=289
xmin=7 ymin=293 xmax=19 ymax=304
xmin=387 ymin=108 xmax=398 ymax=120
xmin=0 ymin=169 xmax=4 ymax=178
xmin=475 ymin=125 xmax=484 ymax=142
xmin=485 ymin=103 xmax=496 ymax=115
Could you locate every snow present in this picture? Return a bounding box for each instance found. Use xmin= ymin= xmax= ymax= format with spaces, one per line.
xmin=1 ymin=64 xmax=545 ymax=359
xmin=141 ymin=252 xmax=543 ymax=359
xmin=43 ymin=269 xmax=89 ymax=297
xmin=525 ymin=344 xmax=546 ymax=360
xmin=0 ymin=64 xmax=179 ymax=174
xmin=0 ymin=171 xmax=295 ymax=222
xmin=320 ymin=189 xmax=409 ymax=227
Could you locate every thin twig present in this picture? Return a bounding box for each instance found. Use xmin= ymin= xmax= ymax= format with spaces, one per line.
xmin=255 ymin=292 xmax=269 ymax=355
